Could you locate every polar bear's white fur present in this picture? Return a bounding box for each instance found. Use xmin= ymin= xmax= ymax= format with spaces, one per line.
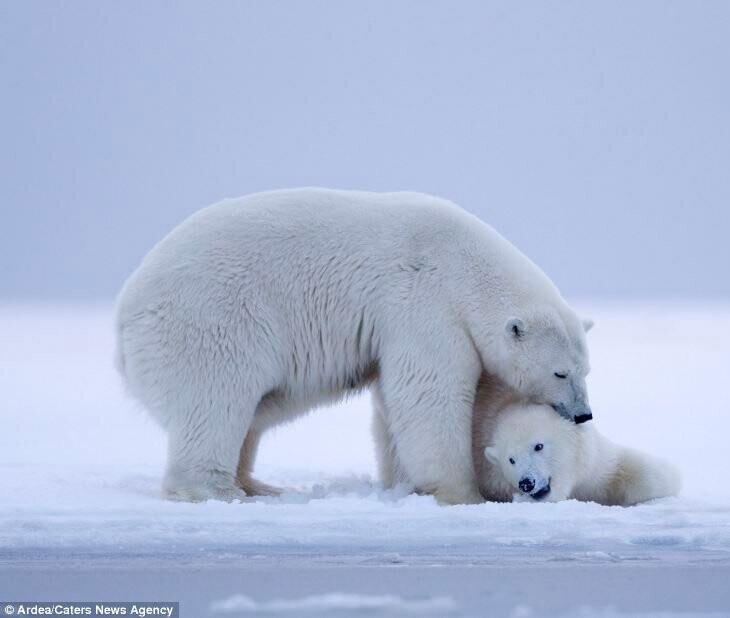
xmin=473 ymin=379 xmax=681 ymax=505
xmin=116 ymin=188 xmax=591 ymax=504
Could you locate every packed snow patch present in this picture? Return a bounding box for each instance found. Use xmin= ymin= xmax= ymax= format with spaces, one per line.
xmin=210 ymin=592 xmax=458 ymax=614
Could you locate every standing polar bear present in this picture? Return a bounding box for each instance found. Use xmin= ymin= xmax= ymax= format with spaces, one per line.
xmin=375 ymin=375 xmax=680 ymax=505
xmin=116 ymin=188 xmax=592 ymax=504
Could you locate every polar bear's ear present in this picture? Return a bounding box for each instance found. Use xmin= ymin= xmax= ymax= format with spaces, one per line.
xmin=505 ymin=317 xmax=526 ymax=341
xmin=484 ymin=446 xmax=499 ymax=464
xmin=582 ymin=318 xmax=594 ymax=333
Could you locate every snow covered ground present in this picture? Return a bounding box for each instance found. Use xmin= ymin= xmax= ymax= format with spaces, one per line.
xmin=1 ymin=302 xmax=729 ymax=616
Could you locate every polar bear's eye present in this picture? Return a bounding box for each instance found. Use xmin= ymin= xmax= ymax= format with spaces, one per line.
xmin=534 ymin=443 xmax=544 ymax=452
xmin=509 ymin=457 xmax=515 ymax=465
xmin=554 ymin=372 xmax=567 ymax=379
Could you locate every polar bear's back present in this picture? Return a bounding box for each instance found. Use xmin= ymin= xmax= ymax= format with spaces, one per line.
xmin=120 ymin=187 xmax=562 ymax=311
xmin=119 ymin=188 xmax=474 ymax=309
xmin=154 ymin=187 xmax=473 ymax=260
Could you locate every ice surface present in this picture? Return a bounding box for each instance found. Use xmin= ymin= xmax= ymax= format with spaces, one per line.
xmin=1 ymin=303 xmax=729 ymax=615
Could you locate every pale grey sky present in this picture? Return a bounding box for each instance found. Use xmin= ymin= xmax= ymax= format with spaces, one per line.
xmin=1 ymin=1 xmax=729 ymax=300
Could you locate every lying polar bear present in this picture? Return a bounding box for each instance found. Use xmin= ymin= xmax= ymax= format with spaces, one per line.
xmin=479 ymin=403 xmax=681 ymax=505
xmin=374 ymin=376 xmax=681 ymax=506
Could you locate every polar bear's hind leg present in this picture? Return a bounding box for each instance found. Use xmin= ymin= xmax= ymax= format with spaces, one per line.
xmin=603 ymin=448 xmax=682 ymax=506
xmin=162 ymin=394 xmax=259 ymax=502
xmin=371 ymin=384 xmax=410 ymax=489
xmin=235 ymin=427 xmax=284 ymax=497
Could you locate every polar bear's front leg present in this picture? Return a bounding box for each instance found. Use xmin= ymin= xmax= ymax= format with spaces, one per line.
xmin=378 ymin=344 xmax=483 ymax=505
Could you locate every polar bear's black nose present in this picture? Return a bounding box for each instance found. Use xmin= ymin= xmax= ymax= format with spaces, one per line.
xmin=574 ymin=412 xmax=593 ymax=424
xmin=519 ymin=478 xmax=535 ymax=493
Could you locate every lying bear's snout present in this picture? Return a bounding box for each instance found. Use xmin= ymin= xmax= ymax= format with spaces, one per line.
xmin=574 ymin=412 xmax=593 ymax=424
xmin=518 ymin=478 xmax=535 ymax=494
xmin=531 ymin=482 xmax=551 ymax=500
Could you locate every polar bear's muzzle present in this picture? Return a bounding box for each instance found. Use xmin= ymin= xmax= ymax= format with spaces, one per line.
xmin=519 ymin=477 xmax=551 ymax=500
xmin=552 ymin=401 xmax=593 ymax=424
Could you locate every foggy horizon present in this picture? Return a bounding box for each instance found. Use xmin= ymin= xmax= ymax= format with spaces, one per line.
xmin=2 ymin=1 xmax=729 ymax=300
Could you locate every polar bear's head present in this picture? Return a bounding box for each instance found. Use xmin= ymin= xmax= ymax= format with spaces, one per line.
xmin=497 ymin=307 xmax=593 ymax=424
xmin=484 ymin=403 xmax=578 ymax=502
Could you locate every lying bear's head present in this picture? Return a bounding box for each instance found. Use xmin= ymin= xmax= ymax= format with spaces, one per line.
xmin=484 ymin=403 xmax=579 ymax=502
xmin=497 ymin=307 xmax=593 ymax=424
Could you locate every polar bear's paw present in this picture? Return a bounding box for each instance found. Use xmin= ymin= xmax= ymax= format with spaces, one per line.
xmin=163 ymin=485 xmax=248 ymax=503
xmin=237 ymin=475 xmax=285 ymax=497
xmin=433 ymin=487 xmax=484 ymax=506
xmin=162 ymin=470 xmax=248 ymax=503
